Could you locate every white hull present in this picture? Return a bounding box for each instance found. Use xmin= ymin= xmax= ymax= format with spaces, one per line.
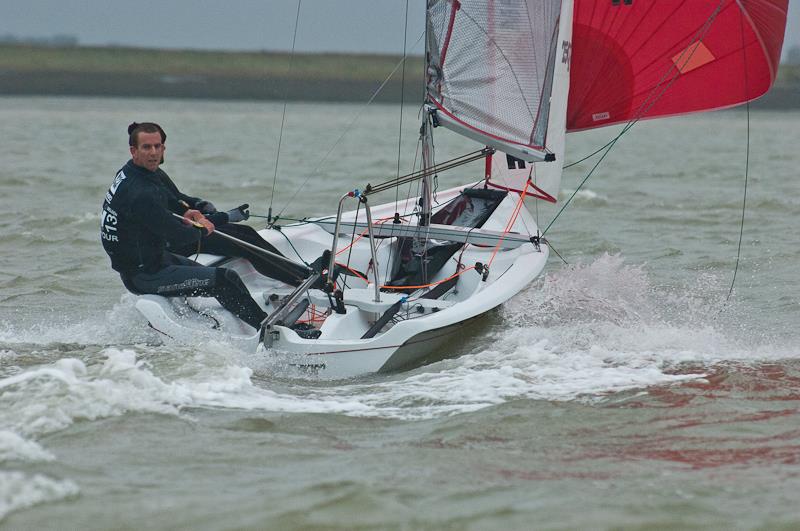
xmin=136 ymin=183 xmax=548 ymax=379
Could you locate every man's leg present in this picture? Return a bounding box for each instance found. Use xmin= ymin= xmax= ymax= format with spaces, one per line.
xmin=171 ymin=224 xmax=308 ymax=286
xmin=124 ymin=256 xmax=267 ymax=330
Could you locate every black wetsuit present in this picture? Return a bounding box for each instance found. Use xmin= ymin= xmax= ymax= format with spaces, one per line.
xmin=156 ymin=172 xmax=309 ymax=286
xmin=100 ymin=160 xmax=267 ymax=329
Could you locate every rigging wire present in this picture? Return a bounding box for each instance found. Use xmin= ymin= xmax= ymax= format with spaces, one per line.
xmin=274 ymin=31 xmax=426 ymax=221
xmin=562 ymin=138 xmax=617 ymax=169
xmin=384 ymin=134 xmax=424 ymax=284
xmin=724 ymin=10 xmax=753 ymax=304
xmin=726 ymin=100 xmax=750 ymax=303
xmin=395 ymin=0 xmax=410 ymax=211
xmin=547 ymin=240 xmax=569 ymax=266
xmin=267 ymin=0 xmax=303 ymax=223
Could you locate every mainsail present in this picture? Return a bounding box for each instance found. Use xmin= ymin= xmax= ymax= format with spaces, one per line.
xmin=426 ymin=0 xmax=564 ymax=162
xmin=567 ymin=0 xmax=788 ymax=132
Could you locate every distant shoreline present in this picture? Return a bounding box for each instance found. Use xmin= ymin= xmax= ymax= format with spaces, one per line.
xmin=0 ymin=44 xmax=797 ymax=108
xmin=0 ymin=70 xmax=423 ymax=104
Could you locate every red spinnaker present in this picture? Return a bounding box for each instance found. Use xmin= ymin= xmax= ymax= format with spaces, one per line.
xmin=567 ymin=0 xmax=788 ymax=132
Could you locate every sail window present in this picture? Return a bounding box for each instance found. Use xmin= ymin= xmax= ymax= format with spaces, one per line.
xmin=672 ymin=41 xmax=716 ymax=75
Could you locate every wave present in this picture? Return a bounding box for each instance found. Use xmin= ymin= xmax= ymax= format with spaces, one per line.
xmin=0 ymin=294 xmax=159 ymax=347
xmin=0 ymin=254 xmax=795 ymax=439
xmin=0 ymin=252 xmax=796 ymax=518
xmin=0 ymin=431 xmax=54 ymax=463
xmin=557 ymin=188 xmax=608 ymax=205
xmin=0 ymin=471 xmax=79 ymax=522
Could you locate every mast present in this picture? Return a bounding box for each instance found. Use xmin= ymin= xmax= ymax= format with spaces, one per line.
xmin=420 ymin=0 xmax=436 ymax=228
xmin=419 ymin=110 xmax=434 ymax=227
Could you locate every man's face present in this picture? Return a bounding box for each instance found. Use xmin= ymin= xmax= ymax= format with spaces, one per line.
xmin=130 ymin=131 xmax=165 ymax=172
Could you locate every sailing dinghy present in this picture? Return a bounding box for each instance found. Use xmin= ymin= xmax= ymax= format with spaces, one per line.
xmin=135 ymin=0 xmax=787 ymax=379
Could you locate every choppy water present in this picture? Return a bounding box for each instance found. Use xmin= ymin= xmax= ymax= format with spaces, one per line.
xmin=1 ymin=96 xmax=798 ymax=529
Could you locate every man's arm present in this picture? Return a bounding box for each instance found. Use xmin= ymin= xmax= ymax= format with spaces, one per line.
xmin=158 ymin=170 xmax=243 ymax=224
xmin=131 ymin=186 xmax=206 ymax=248
xmin=159 ymin=171 xmax=202 ymax=211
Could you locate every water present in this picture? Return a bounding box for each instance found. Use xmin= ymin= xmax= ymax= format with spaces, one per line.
xmin=1 ymin=96 xmax=798 ymax=529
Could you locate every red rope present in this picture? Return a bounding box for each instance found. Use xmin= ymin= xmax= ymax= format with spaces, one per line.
xmin=328 ymin=187 xmax=529 ymax=293
xmin=487 ymin=182 xmax=530 ymax=268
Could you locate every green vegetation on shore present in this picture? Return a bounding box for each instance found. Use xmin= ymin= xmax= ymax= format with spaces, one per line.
xmin=2 ymin=43 xmax=797 ymax=84
xmin=0 ymin=44 xmax=424 ymax=81
xmin=777 ymin=62 xmax=800 ymax=86
xmin=0 ymin=44 xmax=796 ymax=106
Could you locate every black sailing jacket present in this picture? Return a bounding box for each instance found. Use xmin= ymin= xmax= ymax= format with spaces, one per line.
xmin=100 ymin=160 xmax=227 ymax=274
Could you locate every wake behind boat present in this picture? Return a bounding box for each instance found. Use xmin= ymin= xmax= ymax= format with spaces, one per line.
xmin=133 ymin=0 xmax=787 ymax=379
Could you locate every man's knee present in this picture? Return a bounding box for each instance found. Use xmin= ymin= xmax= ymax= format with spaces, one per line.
xmin=216 ymin=267 xmax=246 ymax=290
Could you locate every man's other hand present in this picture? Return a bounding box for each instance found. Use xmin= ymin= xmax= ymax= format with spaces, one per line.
xmin=182 ymin=209 xmax=215 ymax=235
xmin=226 ymin=204 xmax=250 ymax=223
xmin=195 ymin=200 xmax=217 ymax=214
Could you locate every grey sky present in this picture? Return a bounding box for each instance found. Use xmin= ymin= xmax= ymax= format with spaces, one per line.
xmin=2 ymin=0 xmax=798 ymax=58
xmin=2 ymin=1 xmax=427 ymax=54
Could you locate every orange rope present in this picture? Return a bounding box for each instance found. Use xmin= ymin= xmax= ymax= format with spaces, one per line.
xmin=336 ymin=262 xmax=369 ymax=282
xmin=334 ymin=215 xmax=397 ymax=256
xmin=297 ymin=303 xmax=328 ymax=324
xmin=487 ymin=181 xmax=530 ymax=267
xmin=327 ymin=189 xmax=529 ymax=293
xmin=379 ymin=265 xmax=476 ymax=291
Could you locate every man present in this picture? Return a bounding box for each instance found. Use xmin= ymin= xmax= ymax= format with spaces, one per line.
xmin=101 ymin=122 xmax=268 ymax=330
xmin=163 ymin=175 xmax=310 ymax=287
xmin=129 ymin=124 xmax=311 ymax=287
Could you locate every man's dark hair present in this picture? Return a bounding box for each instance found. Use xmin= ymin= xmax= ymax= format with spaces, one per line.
xmin=128 ymin=122 xmax=167 ymax=147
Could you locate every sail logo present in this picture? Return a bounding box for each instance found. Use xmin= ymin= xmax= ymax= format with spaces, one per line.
xmin=100 ymin=207 xmax=119 ymax=242
xmin=561 ymin=40 xmax=571 ymax=71
xmin=101 ymin=171 xmax=126 ymax=243
xmin=506 ymin=154 xmax=526 ymax=170
xmin=611 ymin=0 xmax=633 ymax=5
xmin=106 ymin=171 xmax=127 ymax=203
xmin=592 ymin=112 xmax=611 ymax=122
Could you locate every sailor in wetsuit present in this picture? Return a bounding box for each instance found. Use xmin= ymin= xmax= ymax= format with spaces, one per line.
xmin=101 ymin=122 xmax=268 ymax=330
xmin=161 ymin=172 xmax=309 ymax=287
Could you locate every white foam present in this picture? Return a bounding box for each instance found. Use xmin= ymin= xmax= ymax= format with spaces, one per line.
xmin=0 ymin=431 xmax=54 ymax=463
xmin=0 ymin=471 xmax=79 ymax=522
xmin=289 ymin=253 xmax=796 ymax=419
xmin=0 ymin=293 xmax=157 ymax=346
xmin=559 ymin=188 xmax=608 ymax=204
xmin=305 ymin=336 xmax=705 ymax=420
xmin=0 ymin=351 xmax=177 ymax=438
xmin=0 ymin=347 xmax=376 ymax=442
xmin=0 ymin=254 xmax=796 ymax=429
